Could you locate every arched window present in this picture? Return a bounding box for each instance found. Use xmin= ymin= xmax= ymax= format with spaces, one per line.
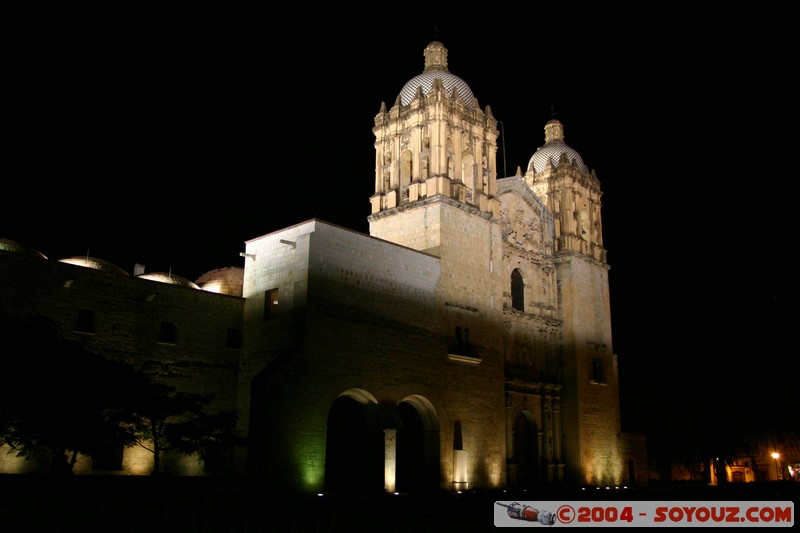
xmin=511 ymin=269 xmax=524 ymax=312
xmin=400 ymin=150 xmax=413 ymax=187
xmin=461 ymin=152 xmax=474 ymax=187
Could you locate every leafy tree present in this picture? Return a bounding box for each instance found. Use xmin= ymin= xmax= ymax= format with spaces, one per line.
xmin=122 ymin=380 xmax=238 ymax=475
xmin=0 ymin=313 xmax=138 ymax=467
xmin=1 ymin=311 xmax=238 ymax=474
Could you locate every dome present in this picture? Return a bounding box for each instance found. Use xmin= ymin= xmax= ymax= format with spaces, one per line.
xmin=527 ymin=119 xmax=588 ymax=174
xmin=137 ymin=272 xmax=200 ymax=289
xmin=398 ymin=41 xmax=475 ymax=108
xmin=59 ymin=256 xmax=129 ymax=276
xmin=195 ymin=267 xmax=244 ymax=296
xmin=0 ymin=238 xmax=47 ymax=259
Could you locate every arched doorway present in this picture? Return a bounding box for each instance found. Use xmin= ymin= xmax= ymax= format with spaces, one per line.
xmin=325 ymin=395 xmax=383 ymax=493
xmin=512 ymin=410 xmax=539 ymax=486
xmin=627 ymin=459 xmax=637 ymax=486
xmin=395 ymin=397 xmax=440 ymax=492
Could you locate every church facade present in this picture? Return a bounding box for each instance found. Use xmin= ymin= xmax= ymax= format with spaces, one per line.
xmin=0 ymin=41 xmax=647 ymax=491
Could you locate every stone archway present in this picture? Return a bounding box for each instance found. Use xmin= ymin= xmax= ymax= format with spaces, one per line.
xmin=395 ymin=395 xmax=440 ymax=493
xmin=324 ymin=390 xmax=383 ymax=493
xmin=512 ymin=409 xmax=539 ymax=487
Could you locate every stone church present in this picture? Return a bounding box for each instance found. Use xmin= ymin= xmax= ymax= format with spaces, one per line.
xmin=0 ymin=41 xmax=646 ymax=492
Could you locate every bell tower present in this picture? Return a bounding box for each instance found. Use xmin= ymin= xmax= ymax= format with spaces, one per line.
xmin=368 ymin=41 xmax=501 ymax=255
xmin=525 ymin=119 xmax=621 ymax=485
xmin=367 ymin=39 xmax=505 ymax=335
xmin=527 ymin=119 xmax=605 ymax=262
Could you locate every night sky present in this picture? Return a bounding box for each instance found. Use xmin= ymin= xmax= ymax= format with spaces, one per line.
xmin=5 ymin=4 xmax=798 ymax=437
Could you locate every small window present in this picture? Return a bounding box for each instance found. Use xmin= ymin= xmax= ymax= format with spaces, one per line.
xmin=158 ymin=321 xmax=178 ymax=344
xmin=226 ymin=328 xmax=242 ymax=349
xmin=264 ymin=288 xmax=279 ymax=320
xmin=591 ymin=357 xmax=604 ymax=383
xmin=511 ymin=269 xmax=524 ymax=311
xmin=454 ymin=326 xmax=471 ymax=356
xmin=74 ymin=309 xmax=95 ymax=333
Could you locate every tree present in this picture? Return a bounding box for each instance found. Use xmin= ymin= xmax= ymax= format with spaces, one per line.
xmin=122 ymin=380 xmax=238 ymax=475
xmin=0 ymin=313 xmax=138 ymax=467
xmin=0 ymin=311 xmax=238 ymax=475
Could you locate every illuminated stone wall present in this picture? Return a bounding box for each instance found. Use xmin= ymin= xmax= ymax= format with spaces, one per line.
xmin=0 ymin=249 xmax=243 ymax=475
xmin=0 ymin=40 xmax=647 ymax=490
xmin=240 ymin=220 xmax=507 ymax=492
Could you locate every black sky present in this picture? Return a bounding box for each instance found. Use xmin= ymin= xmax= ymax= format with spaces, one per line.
xmin=5 ymin=4 xmax=799 ymax=435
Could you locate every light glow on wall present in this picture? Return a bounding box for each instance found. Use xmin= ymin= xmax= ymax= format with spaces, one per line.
xmin=584 ymin=450 xmax=622 ymax=487
xmin=124 ymin=446 xmax=155 ymax=475
xmin=384 ymin=428 xmax=397 ymax=493
xmin=453 ymin=449 xmax=468 ymax=490
xmin=301 ymin=464 xmax=324 ymax=491
xmin=201 ymin=281 xmax=225 ymax=294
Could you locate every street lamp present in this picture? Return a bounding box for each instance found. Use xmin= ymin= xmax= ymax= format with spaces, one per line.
xmin=771 ymin=452 xmax=781 ymax=480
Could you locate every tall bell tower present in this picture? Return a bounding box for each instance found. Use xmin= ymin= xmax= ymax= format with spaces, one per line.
xmin=368 ymin=41 xmax=504 ymax=315
xmin=526 ymin=119 xmax=621 ymax=485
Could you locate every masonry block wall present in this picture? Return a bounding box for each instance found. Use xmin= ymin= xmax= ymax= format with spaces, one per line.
xmin=0 ymin=249 xmax=243 ymax=474
xmin=241 ymin=220 xmax=506 ymax=492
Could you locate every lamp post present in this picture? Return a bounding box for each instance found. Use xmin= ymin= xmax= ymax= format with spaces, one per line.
xmin=771 ymin=452 xmax=781 ymax=480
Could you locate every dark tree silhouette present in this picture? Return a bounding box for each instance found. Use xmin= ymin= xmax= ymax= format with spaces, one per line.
xmin=0 ymin=313 xmax=138 ymax=468
xmin=123 ymin=380 xmax=238 ymax=475
xmin=0 ymin=311 xmax=237 ymax=474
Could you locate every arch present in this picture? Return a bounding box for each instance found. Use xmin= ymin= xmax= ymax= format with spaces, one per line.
xmin=579 ymin=208 xmax=590 ymax=239
xmin=461 ymin=152 xmax=475 ymax=188
xmin=627 ymin=458 xmax=637 ymax=486
xmin=325 ymin=390 xmax=383 ymax=493
xmin=400 ymin=150 xmax=413 ymax=187
xmin=446 ymin=138 xmax=455 ymax=178
xmin=512 ymin=409 xmax=539 ymax=487
xmin=511 ymin=269 xmax=525 ymax=312
xmin=395 ymin=395 xmax=440 ymax=492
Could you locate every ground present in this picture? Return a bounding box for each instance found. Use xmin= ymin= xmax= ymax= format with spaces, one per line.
xmin=0 ymin=475 xmax=796 ymax=531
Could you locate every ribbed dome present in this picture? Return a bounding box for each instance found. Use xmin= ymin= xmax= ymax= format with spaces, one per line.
xmin=59 ymin=256 xmax=129 ymax=276
xmin=528 ymin=119 xmax=587 ymax=174
xmin=398 ymin=41 xmax=475 ymax=108
xmin=195 ymin=267 xmax=244 ymax=296
xmin=137 ymin=272 xmax=200 ymax=289
xmin=0 ymin=238 xmax=47 ymax=259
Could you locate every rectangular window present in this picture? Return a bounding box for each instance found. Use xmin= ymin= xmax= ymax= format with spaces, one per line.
xmin=158 ymin=321 xmax=178 ymax=344
xmin=591 ymin=357 xmax=604 ymax=383
xmin=226 ymin=328 xmax=242 ymax=349
xmin=264 ymin=288 xmax=279 ymax=320
xmin=74 ymin=309 xmax=95 ymax=333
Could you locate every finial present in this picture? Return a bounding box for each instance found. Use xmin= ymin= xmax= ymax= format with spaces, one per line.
xmin=550 ymin=104 xmax=557 ymax=119
xmin=433 ymin=25 xmax=440 ymax=41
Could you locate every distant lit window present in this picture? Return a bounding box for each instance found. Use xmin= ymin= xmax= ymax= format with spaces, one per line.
xmin=74 ymin=309 xmax=95 ymax=333
xmin=264 ymin=288 xmax=279 ymax=320
xmin=511 ymin=269 xmax=524 ymax=311
xmin=158 ymin=321 xmax=177 ymax=344
xmin=226 ymin=328 xmax=242 ymax=349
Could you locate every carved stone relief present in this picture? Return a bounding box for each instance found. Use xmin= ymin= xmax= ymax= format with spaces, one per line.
xmin=500 ymin=194 xmax=544 ymax=253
